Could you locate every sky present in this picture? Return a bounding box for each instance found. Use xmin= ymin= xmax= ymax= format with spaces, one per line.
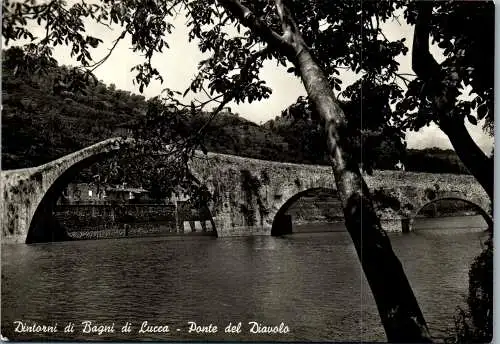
xmin=9 ymin=3 xmax=494 ymax=154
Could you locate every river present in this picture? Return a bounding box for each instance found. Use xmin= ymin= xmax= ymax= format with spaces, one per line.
xmin=1 ymin=215 xmax=489 ymax=342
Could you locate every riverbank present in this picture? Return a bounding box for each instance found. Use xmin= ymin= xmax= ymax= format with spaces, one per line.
xmin=67 ymin=224 xmax=216 ymax=240
xmin=59 ymin=214 xmax=488 ymax=242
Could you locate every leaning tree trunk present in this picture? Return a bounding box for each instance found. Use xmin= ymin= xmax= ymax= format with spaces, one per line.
xmin=295 ymin=46 xmax=432 ymax=343
xmin=412 ymin=1 xmax=493 ymax=201
xmin=441 ymin=120 xmax=494 ymax=201
xmin=218 ymin=0 xmax=433 ymax=341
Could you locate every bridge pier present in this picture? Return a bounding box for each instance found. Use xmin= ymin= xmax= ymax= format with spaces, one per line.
xmin=401 ymin=218 xmax=411 ymax=233
xmin=271 ymin=214 xmax=293 ymax=236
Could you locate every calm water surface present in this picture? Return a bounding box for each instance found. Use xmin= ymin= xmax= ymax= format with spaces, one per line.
xmin=1 ymin=216 xmax=488 ymax=342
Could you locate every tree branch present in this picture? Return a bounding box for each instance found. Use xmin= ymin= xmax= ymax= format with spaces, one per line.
xmin=194 ymin=45 xmax=271 ymax=137
xmin=274 ymin=0 xmax=293 ymax=39
xmin=87 ymin=28 xmax=128 ymax=72
xmin=412 ymin=2 xmax=440 ymax=80
xmin=274 ymin=0 xmax=307 ymax=55
xmin=217 ymin=0 xmax=293 ymax=56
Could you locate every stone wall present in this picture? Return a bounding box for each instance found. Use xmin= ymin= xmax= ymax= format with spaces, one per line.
xmin=55 ymin=204 xmax=177 ymax=239
xmin=55 ymin=202 xmax=221 ymax=239
xmin=285 ymin=191 xmax=343 ymax=224
xmin=189 ymin=152 xmax=490 ymax=235
xmin=189 ymin=152 xmax=336 ymax=234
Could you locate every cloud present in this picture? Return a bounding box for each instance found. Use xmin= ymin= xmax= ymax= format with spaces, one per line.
xmin=406 ymin=122 xmax=493 ymax=154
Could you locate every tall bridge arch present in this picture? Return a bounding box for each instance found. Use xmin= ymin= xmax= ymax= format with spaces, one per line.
xmin=1 ymin=138 xmax=126 ymax=243
xmin=1 ymin=138 xmax=492 ymax=243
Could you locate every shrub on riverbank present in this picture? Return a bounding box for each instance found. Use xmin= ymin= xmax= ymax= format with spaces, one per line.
xmin=448 ymin=235 xmax=493 ymax=343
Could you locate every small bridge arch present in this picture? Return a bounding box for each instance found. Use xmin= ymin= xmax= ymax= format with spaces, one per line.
xmin=409 ymin=196 xmax=493 ymax=232
xmin=271 ymin=187 xmax=339 ymax=236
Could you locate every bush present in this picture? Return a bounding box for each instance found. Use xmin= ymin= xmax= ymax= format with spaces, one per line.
xmin=448 ymin=235 xmax=493 ymax=343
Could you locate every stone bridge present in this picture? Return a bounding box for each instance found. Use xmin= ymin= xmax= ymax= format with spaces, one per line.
xmin=1 ymin=138 xmax=492 ymax=243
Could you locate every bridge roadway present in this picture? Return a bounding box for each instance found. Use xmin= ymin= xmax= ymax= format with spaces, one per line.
xmin=1 ymin=138 xmax=492 ymax=243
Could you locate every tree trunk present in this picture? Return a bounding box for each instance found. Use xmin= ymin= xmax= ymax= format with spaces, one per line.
xmin=218 ymin=0 xmax=432 ymax=341
xmin=412 ymin=2 xmax=493 ymax=201
xmin=294 ymin=47 xmax=432 ymax=342
xmin=440 ymin=120 xmax=494 ymax=201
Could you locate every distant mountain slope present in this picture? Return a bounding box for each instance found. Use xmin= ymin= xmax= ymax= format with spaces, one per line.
xmin=1 ymin=52 xmax=292 ymax=169
xmin=1 ymin=81 xmax=295 ymax=170
xmin=2 ymin=77 xmax=130 ymax=168
xmin=2 ymin=47 xmax=470 ymax=175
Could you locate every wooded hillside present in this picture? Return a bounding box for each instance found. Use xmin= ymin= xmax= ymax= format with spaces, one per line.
xmin=2 ymin=48 xmax=470 ymax=175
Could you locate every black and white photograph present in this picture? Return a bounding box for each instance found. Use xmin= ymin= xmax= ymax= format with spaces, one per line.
xmin=0 ymin=0 xmax=494 ymax=342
